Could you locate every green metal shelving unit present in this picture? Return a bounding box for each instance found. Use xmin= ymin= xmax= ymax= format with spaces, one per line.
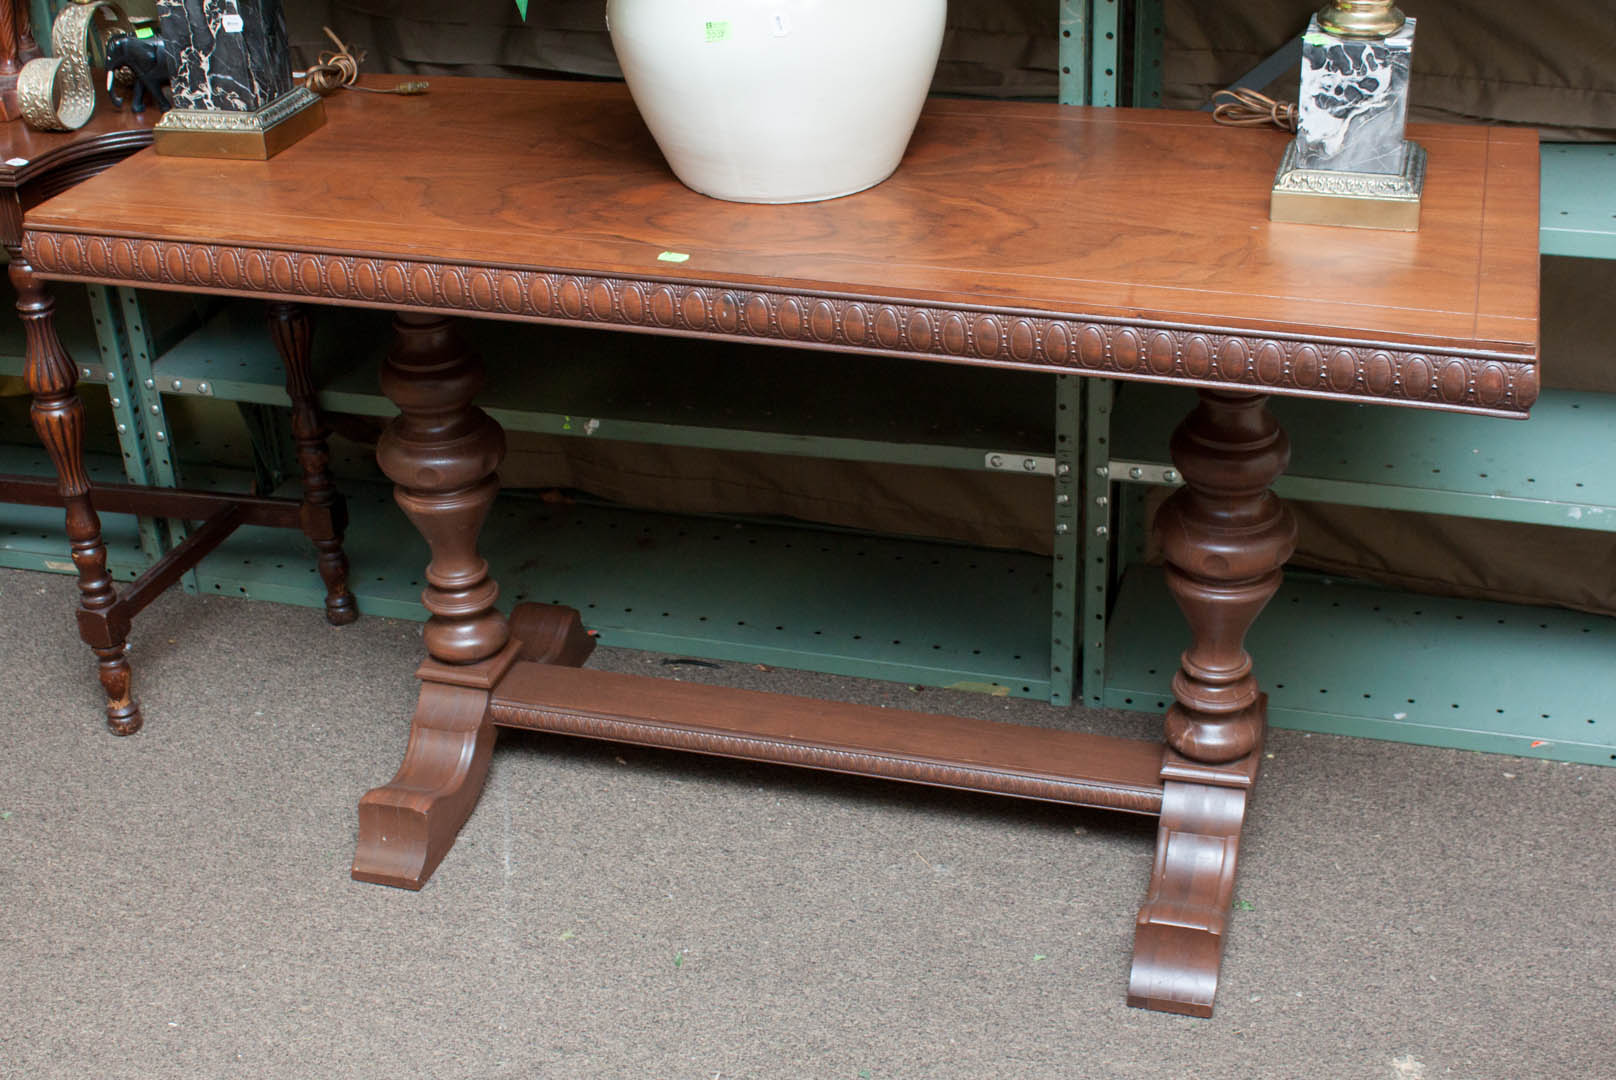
xmin=1107 ymin=566 xmax=1616 ymax=767
xmin=1109 ymin=384 xmax=1616 ymax=530
xmin=124 ymin=299 xmax=1076 ymax=700
xmin=1540 ymin=144 xmax=1616 ymax=259
xmin=0 ymin=279 xmax=168 ymax=576
xmin=201 ymin=478 xmax=1064 ymax=698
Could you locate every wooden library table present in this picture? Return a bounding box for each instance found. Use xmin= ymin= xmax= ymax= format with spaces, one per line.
xmin=19 ymin=78 xmax=1539 ymax=1016
xmin=0 ymin=92 xmax=355 ymax=735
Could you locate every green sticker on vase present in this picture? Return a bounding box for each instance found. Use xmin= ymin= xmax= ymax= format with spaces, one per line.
xmin=704 ymin=20 xmax=731 ymax=43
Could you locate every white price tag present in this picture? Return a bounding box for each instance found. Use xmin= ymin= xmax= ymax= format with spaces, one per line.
xmin=221 ymin=12 xmax=244 ymax=32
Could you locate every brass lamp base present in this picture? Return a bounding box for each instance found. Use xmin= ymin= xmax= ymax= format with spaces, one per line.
xmin=1269 ymin=139 xmax=1426 ymax=231
xmin=154 ymin=86 xmax=326 ymax=160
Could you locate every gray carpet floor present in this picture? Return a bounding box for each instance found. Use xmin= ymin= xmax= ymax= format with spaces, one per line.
xmin=1 ymin=565 xmax=1611 ymax=1079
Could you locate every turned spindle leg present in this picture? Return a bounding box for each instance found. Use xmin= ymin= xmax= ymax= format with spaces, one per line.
xmin=13 ymin=256 xmax=139 ymax=733
xmin=267 ymin=302 xmax=357 ymax=626
xmin=351 ymin=313 xmax=591 ymax=890
xmin=1128 ymin=389 xmax=1296 ymax=1017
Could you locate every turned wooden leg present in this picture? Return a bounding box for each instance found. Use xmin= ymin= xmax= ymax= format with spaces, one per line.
xmin=1128 ymin=389 xmax=1296 ymax=1017
xmin=13 ymin=256 xmax=140 ymax=733
xmin=267 ymin=301 xmax=357 ymax=626
xmin=351 ymin=313 xmax=591 ymax=889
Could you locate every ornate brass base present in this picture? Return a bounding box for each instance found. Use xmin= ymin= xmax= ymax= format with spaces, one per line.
xmin=1269 ymin=138 xmax=1426 ymax=231
xmin=154 ymin=86 xmax=326 ymax=160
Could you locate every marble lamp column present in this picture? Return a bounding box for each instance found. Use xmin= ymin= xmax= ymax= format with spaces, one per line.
xmin=152 ymin=0 xmax=324 ymax=158
xmin=1270 ymin=1 xmax=1425 ymax=230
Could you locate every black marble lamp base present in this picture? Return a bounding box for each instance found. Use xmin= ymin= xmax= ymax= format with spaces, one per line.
xmin=153 ymin=85 xmax=324 ymax=159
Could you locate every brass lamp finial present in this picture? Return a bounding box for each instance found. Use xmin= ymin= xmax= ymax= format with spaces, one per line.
xmin=1317 ymin=0 xmax=1406 ymax=38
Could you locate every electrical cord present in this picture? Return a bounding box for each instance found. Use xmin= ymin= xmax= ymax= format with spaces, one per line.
xmin=301 ymin=27 xmax=428 ymax=96
xmin=1210 ymin=88 xmax=1297 ymax=131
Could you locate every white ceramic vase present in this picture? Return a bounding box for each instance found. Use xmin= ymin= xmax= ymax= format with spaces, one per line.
xmin=605 ymin=0 xmax=948 ymax=204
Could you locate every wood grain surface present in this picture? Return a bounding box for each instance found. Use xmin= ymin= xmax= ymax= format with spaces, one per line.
xmin=21 ymin=79 xmax=1537 ymax=375
xmin=0 ymin=87 xmax=158 ymax=189
xmin=491 ymin=661 xmax=1166 ymax=814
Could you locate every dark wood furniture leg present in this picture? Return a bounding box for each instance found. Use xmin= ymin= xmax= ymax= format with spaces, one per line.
xmin=13 ymin=255 xmax=140 ymax=732
xmin=266 ymin=301 xmax=357 ymax=625
xmin=352 ymin=313 xmax=592 ymax=889
xmin=1128 ymin=389 xmax=1297 ymax=1017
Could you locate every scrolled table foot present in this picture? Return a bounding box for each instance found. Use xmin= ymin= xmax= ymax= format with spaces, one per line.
xmin=510 ymin=602 xmax=595 ymax=667
xmin=352 ymin=680 xmax=496 ymax=890
xmin=1127 ymin=778 xmax=1249 ymax=1017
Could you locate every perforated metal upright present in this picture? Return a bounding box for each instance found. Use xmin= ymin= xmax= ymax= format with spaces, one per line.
xmin=1079 ymin=379 xmax=1114 ymax=706
xmin=1060 ymin=1 xmax=1125 ymax=707
xmin=1048 ymin=374 xmax=1081 ymax=705
xmin=84 ymin=285 xmax=166 ymax=561
xmin=1131 ymin=0 xmax=1165 ymax=107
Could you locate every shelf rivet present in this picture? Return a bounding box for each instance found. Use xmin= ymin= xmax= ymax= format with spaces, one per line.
xmin=1128 ymin=466 xmax=1143 ymax=479
xmin=1056 ymin=463 xmax=1071 ymax=477
xmin=110 ymin=397 xmax=121 ymax=408
xmin=1094 ymin=525 xmax=1109 ymax=537
xmin=150 ymin=403 xmax=160 ymax=414
xmin=171 ymin=379 xmax=183 ymax=390
xmin=198 ymin=382 xmax=210 ymax=394
xmin=155 ymin=431 xmax=166 ymax=442
xmin=1094 ymin=465 xmax=1107 ymax=478
xmin=115 ymin=423 xmax=127 ymax=434
xmin=987 ymin=454 xmax=1004 ymax=468
xmin=143 ymin=378 xmax=155 ymax=389
xmin=1055 ymin=493 xmax=1071 ymax=505
xmin=1055 ymin=523 xmax=1070 ymax=535
xmin=1022 ymin=457 xmax=1039 ymax=472
xmin=1163 ymin=468 xmax=1180 ymax=483
xmin=1095 ymin=495 xmax=1109 ymax=507
xmin=81 ymin=367 xmax=92 ymax=378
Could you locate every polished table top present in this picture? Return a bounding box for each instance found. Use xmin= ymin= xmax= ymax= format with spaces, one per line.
xmin=21 ymin=77 xmax=1539 ymax=415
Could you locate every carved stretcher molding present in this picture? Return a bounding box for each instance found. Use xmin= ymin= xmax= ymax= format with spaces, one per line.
xmin=18 ymin=78 xmax=1540 ymax=1018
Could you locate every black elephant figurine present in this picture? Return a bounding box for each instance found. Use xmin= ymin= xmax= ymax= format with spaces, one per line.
xmin=105 ymin=32 xmax=177 ymax=114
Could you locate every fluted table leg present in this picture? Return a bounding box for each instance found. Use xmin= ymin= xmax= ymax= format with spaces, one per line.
xmin=1128 ymin=389 xmax=1297 ymax=1017
xmin=266 ymin=301 xmax=357 ymax=625
xmin=13 ymin=255 xmax=139 ymax=733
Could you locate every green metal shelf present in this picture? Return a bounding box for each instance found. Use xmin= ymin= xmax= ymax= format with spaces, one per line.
xmin=0 ymin=445 xmax=152 ymax=581
xmin=1107 ymin=565 xmax=1616 ymax=767
xmin=1541 ymin=144 xmax=1616 ymax=260
xmin=1109 ymin=382 xmax=1616 ymax=529
xmin=192 ymin=476 xmax=1059 ymax=699
xmin=152 ymin=302 xmax=1058 ymax=472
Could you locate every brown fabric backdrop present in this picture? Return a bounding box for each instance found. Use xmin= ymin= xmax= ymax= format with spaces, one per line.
xmin=1162 ymin=0 xmax=1616 ymax=137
